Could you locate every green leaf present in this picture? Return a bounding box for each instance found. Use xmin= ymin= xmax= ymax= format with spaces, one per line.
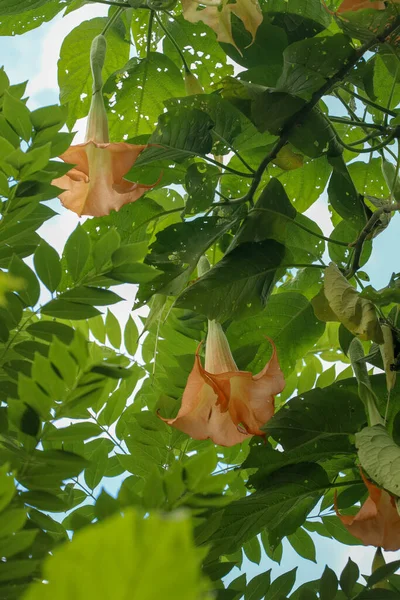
xmin=105 ymin=309 xmax=121 ymax=349
xmin=244 ymin=570 xmax=271 ymax=600
xmin=134 ymin=107 xmax=214 ymax=167
xmin=287 ymin=527 xmax=316 ymax=563
xmin=176 ymin=240 xmax=286 ymax=322
xmin=356 ymin=424 xmax=400 ymax=498
xmin=84 ymin=439 xmax=109 ymax=490
xmin=268 ymin=568 xmax=297 ymax=600
xmin=93 ymin=228 xmax=121 ymax=272
xmin=59 ymin=286 xmax=123 ymax=306
xmin=0 ymin=508 xmax=26 ymax=537
xmin=228 ymin=291 xmax=325 ymax=376
xmin=0 ymin=1 xmax=65 ymax=35
xmin=206 ymin=463 xmax=329 ymax=557
xmin=64 ymin=224 xmax=91 ymax=283
xmin=24 ymin=509 xmax=208 ymax=600
xmin=328 ymin=155 xmax=367 ymax=230
xmin=163 ymin=15 xmax=234 ymax=88
xmin=142 ymin=215 xmax=235 ymax=298
xmin=185 ymin=162 xmax=220 ymax=214
xmin=277 ymin=34 xmax=354 ymax=100
xmin=340 ymin=558 xmax=359 ymax=598
xmin=243 ymin=383 xmax=365 ymax=484
xmin=8 ymin=254 xmax=40 ymax=307
xmin=26 ymin=321 xmax=74 ymax=344
xmin=59 ymin=17 xmax=129 ymax=128
xmin=41 ymin=299 xmax=101 ymax=320
xmin=368 ymin=560 xmax=400 ymax=589
xmin=104 ymin=52 xmax=185 ymax=139
xmin=0 ymin=464 xmax=15 ymax=511
xmin=20 ymin=491 xmax=67 ymax=512
xmin=320 ymin=566 xmax=338 ymax=600
xmin=94 ymin=490 xmax=120 ymax=521
xmin=34 ymin=240 xmax=61 ymax=293
xmin=2 ymin=90 xmax=31 ymax=141
xmin=43 ymin=422 xmax=102 ymax=442
xmin=243 ymin=536 xmax=262 ymax=565
xmin=124 ymin=316 xmax=138 ymax=356
xmin=0 ymin=529 xmax=38 ymax=559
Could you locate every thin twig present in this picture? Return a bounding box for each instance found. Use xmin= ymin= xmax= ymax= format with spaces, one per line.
xmin=101 ymin=5 xmax=125 ymax=35
xmin=329 ymin=116 xmax=387 ymax=131
xmin=340 ymin=85 xmax=398 ymax=117
xmin=347 ymin=203 xmax=400 ymax=278
xmin=154 ymin=12 xmax=190 ymax=72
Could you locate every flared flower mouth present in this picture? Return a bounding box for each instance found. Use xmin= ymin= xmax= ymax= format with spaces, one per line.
xmin=159 ymin=320 xmax=285 ymax=446
xmin=335 ymin=471 xmax=400 ymax=551
xmin=52 ymin=140 xmax=158 ymax=217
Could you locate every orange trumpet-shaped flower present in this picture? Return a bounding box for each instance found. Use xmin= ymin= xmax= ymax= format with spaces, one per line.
xmin=160 ymin=320 xmax=285 ymax=447
xmin=52 ymin=35 xmax=154 ymax=217
xmin=335 ymin=473 xmax=400 ymax=551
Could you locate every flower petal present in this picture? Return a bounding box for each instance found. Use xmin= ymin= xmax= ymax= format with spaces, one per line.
xmin=335 ymin=475 xmax=400 ymax=551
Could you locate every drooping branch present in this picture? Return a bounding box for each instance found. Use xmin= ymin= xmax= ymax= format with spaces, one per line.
xmin=244 ymin=15 xmax=400 ymax=205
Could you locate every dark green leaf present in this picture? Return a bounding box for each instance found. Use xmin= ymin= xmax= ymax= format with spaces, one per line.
xmin=64 ymin=224 xmax=91 ymax=283
xmin=2 ymin=90 xmax=31 ymax=141
xmin=41 ymin=299 xmax=101 ymax=320
xmin=320 ymin=566 xmax=338 ymax=600
xmin=244 ymin=570 xmax=271 ymax=600
xmin=59 ymin=286 xmax=123 ymax=306
xmin=176 ymin=240 xmax=286 ymax=321
xmin=8 ymin=254 xmax=40 ymax=307
xmin=340 ymin=558 xmax=359 ymax=598
xmin=34 ymin=240 xmax=62 ymax=293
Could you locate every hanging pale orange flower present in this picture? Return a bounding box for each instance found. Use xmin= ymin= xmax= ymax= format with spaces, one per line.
xmin=337 ymin=0 xmax=386 ymax=13
xmin=181 ymin=0 xmax=263 ymax=53
xmin=335 ymin=472 xmax=400 ymax=551
xmin=159 ymin=320 xmax=285 ymax=446
xmin=52 ymin=35 xmax=155 ymax=217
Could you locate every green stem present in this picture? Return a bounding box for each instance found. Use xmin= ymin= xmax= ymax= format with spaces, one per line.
xmin=347 ymin=131 xmax=382 ymax=146
xmin=212 ymin=131 xmax=255 ymax=174
xmin=147 ymin=10 xmax=155 ymax=56
xmin=101 ymin=5 xmax=125 ymax=35
xmin=340 ymin=85 xmax=398 ymax=117
xmin=89 ymin=0 xmax=131 ymax=6
xmin=329 ymin=116 xmax=386 ymax=131
xmin=154 ymin=12 xmax=190 ymax=72
xmin=347 ymin=202 xmax=400 ymax=278
xmin=336 ymin=131 xmax=396 ymax=154
xmin=72 ymin=477 xmax=97 ymax=500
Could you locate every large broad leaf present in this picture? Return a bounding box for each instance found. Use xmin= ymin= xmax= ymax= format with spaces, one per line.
xmin=0 ymin=0 xmax=64 ymax=35
xmin=58 ymin=18 xmax=129 ymax=129
xmin=163 ymin=15 xmax=234 ymax=87
xmin=24 ymin=509 xmax=209 ymax=600
xmin=140 ymin=216 xmax=236 ymax=298
xmin=327 ymin=155 xmax=367 ymax=229
xmin=324 ymin=263 xmax=383 ymax=344
xmin=356 ymin=425 xmax=400 ymax=498
xmin=243 ymin=383 xmax=366 ymax=486
xmin=175 ymin=239 xmax=286 ymax=322
xmin=231 ymin=177 xmax=324 ymax=262
xmin=227 ymin=291 xmax=325 ymax=376
xmin=104 ymin=52 xmax=185 ymax=139
xmin=203 ymin=463 xmax=330 ymax=557
xmin=277 ymin=34 xmax=354 ymax=100
xmin=134 ymin=107 xmax=214 ymax=167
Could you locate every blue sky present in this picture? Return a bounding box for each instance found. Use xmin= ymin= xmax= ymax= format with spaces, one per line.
xmin=1 ymin=3 xmax=399 ymax=591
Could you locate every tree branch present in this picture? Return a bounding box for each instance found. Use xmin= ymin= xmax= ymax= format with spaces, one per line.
xmin=244 ymin=15 xmax=400 ymax=205
xmin=346 ymin=203 xmax=400 ymax=279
